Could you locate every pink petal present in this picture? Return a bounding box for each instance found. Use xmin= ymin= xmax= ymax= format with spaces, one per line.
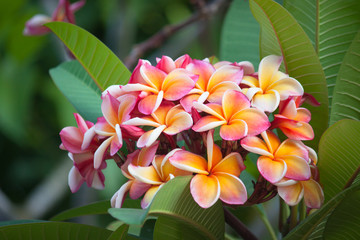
xmin=282 ymin=155 xmax=311 ymax=181
xmin=277 ymin=181 xmax=304 ymax=206
xmin=136 ymin=141 xmax=159 ymax=166
xmin=82 ymin=126 xmax=96 ymax=150
xmin=90 ymin=170 xmax=105 ymax=190
xmin=68 ymin=166 xmax=84 ymax=193
xmin=169 ymin=150 xmax=208 ymax=174
xmin=180 ymin=94 xmax=201 ymax=112
xmin=186 ymin=59 xmax=215 ymax=91
xmin=295 ymin=108 xmax=311 ymax=123
xmin=137 ymin=125 xmax=166 ymax=148
xmin=156 ymin=56 xmax=176 ymax=73
xmin=95 ymin=117 xmax=115 ymax=136
xmin=138 ymin=93 xmax=163 ymax=115
xmin=140 ymin=63 xmax=166 ymax=90
xmin=164 ymin=107 xmax=193 ymax=135
xmin=257 ymin=156 xmax=286 ymax=184
xmin=241 ymin=136 xmax=273 ymax=157
xmin=207 ymin=65 xmax=243 ymax=90
xmin=109 ymin=124 xmax=122 ymax=156
xmin=252 ymin=90 xmax=280 ymax=113
xmin=101 ymin=93 xmax=121 ymax=127
xmin=216 ymin=173 xmax=247 ymax=205
xmin=193 ymin=102 xmax=225 ymax=120
xmin=276 ymin=119 xmax=314 ymax=141
xmin=258 ymin=55 xmax=283 ymax=90
xmin=190 ymin=174 xmax=220 ymax=208
xmin=74 ymin=113 xmax=90 ymax=134
xmin=302 ymin=179 xmax=324 ymax=209
xmin=175 ymin=54 xmax=191 ymax=68
xmin=23 ymin=14 xmax=51 ymax=36
xmin=222 ymin=90 xmax=250 ymax=120
xmin=207 ymin=81 xmax=241 ymax=104
xmin=60 ymin=126 xmax=83 ymax=153
xmin=152 ymin=101 xmax=175 ymax=124
xmin=192 ymin=116 xmax=226 ymax=132
xmin=128 ymin=165 xmax=163 ymax=184
xmin=129 ymin=180 xmax=152 ymax=200
xmin=129 ymin=59 xmax=150 ymax=85
xmin=220 ymin=119 xmax=248 ymax=141
xmin=162 ymin=69 xmax=196 ymax=101
xmin=94 ymin=137 xmax=112 ymax=169
xmin=117 ymin=94 xmax=137 ymax=122
xmin=212 ymin=152 xmax=245 ymax=176
xmin=232 ymin=108 xmax=270 ymax=136
xmin=111 ymin=180 xmax=133 ymax=208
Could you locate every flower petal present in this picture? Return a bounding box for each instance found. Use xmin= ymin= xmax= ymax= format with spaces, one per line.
xmin=152 ymin=101 xmax=175 ymax=124
xmin=252 ymin=90 xmax=280 ymax=113
xmin=137 ymin=125 xmax=166 ymax=148
xmin=169 ymin=150 xmax=208 ymax=174
xmin=60 ymin=126 xmax=84 ymax=153
xmin=140 ymin=62 xmax=166 ymax=90
xmin=207 ymin=65 xmax=243 ymax=90
xmin=268 ymin=77 xmax=304 ymax=100
xmin=101 ymin=93 xmax=120 ymax=127
xmin=206 ymin=131 xmax=223 ymax=170
xmin=222 ymin=90 xmax=250 ymax=120
xmin=193 ymin=102 xmax=224 ymax=120
xmin=241 ymin=136 xmax=273 ymax=157
xmin=136 ymin=141 xmax=159 ymax=166
xmin=123 ymin=117 xmax=161 ymax=128
xmin=275 ymin=139 xmax=308 ymax=160
xmin=162 ymin=69 xmax=196 ymax=101
xmin=94 ymin=136 xmax=112 ymax=169
xmin=212 ymin=152 xmax=245 ymax=176
xmin=156 ymin=55 xmax=176 ymax=73
xmin=207 ymin=81 xmax=242 ymax=104
xmin=277 ymin=181 xmax=304 ymax=206
xmin=258 ymin=55 xmax=283 ymax=90
xmin=220 ymin=119 xmax=248 ymax=141
xmin=128 ymin=165 xmax=163 ymax=184
xmin=241 ymin=76 xmax=259 ymax=88
xmin=216 ymin=172 xmax=247 ymax=205
xmin=138 ymin=93 xmax=162 ymax=115
xmin=186 ymin=59 xmax=215 ymax=90
xmin=141 ymin=185 xmax=162 ymax=209
xmin=295 ymin=108 xmax=311 ymax=122
xmin=129 ymin=180 xmax=151 ymax=200
xmin=302 ymin=179 xmax=324 ymax=209
xmin=261 ymin=131 xmax=281 ymax=155
xmin=164 ymin=108 xmax=193 ymax=135
xmin=281 ymin=155 xmax=311 ymax=181
xmin=117 ymin=94 xmax=137 ymax=122
xmin=68 ymin=166 xmax=84 ymax=193
xmin=111 ymin=180 xmax=133 ymax=208
xmin=232 ymin=108 xmax=270 ymax=136
xmin=180 ymin=93 xmax=201 ymax=112
xmin=257 ymin=156 xmax=286 ymax=184
xmin=109 ymin=124 xmax=122 ymax=156
xmin=190 ymin=174 xmax=220 ymax=208
xmin=192 ymin=116 xmax=226 ymax=132
xmin=276 ymin=119 xmax=314 ymax=141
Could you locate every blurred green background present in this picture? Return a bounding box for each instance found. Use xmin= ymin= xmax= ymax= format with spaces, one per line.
xmin=0 ymin=0 xmax=226 ymax=225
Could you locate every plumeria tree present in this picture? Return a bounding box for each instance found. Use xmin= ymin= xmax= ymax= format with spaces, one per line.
xmin=1 ymin=0 xmax=360 ymax=239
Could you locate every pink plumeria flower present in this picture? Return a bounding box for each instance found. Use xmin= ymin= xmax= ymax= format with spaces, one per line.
xmin=111 ymin=142 xmax=161 ymax=208
xmin=169 ymin=131 xmax=247 ymax=208
xmin=24 ymin=0 xmax=86 ymax=36
xmin=122 ymin=60 xmax=198 ymax=114
xmin=271 ymin=97 xmax=314 ymax=140
xmin=123 ymin=102 xmax=193 ymax=148
xmin=192 ymin=90 xmax=270 ymax=141
xmin=127 ymin=149 xmax=190 ymax=208
xmin=241 ymin=131 xmax=311 ymax=184
xmin=241 ymin=55 xmax=304 ymax=112
xmin=214 ymin=60 xmax=255 ymax=75
xmin=60 ymin=113 xmax=106 ymax=193
xmin=275 ymin=176 xmax=324 ymax=209
xmin=94 ymin=93 xmax=144 ymax=169
xmin=155 ymin=54 xmax=192 ymax=73
xmin=180 ymin=60 xmax=243 ymax=112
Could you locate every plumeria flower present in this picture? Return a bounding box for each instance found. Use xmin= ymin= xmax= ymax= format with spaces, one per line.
xmin=180 ymin=60 xmax=243 ymax=112
xmin=123 ymin=102 xmax=193 ymax=148
xmin=127 ymin=149 xmax=190 ymax=208
xmin=111 ymin=143 xmax=159 ymax=208
xmin=169 ymin=131 xmax=247 ymax=208
xmin=241 ymin=131 xmax=311 ymax=184
xmin=275 ymin=176 xmax=324 ymax=209
xmin=122 ymin=60 xmax=197 ymax=114
xmin=192 ymin=89 xmax=270 ymax=141
xmin=241 ymin=55 xmax=304 ymax=112
xmin=213 ymin=60 xmax=255 ymax=75
xmin=94 ymin=93 xmax=143 ymax=169
xmin=271 ymin=97 xmax=314 ymax=140
xmin=24 ymin=0 xmax=86 ymax=36
xmin=59 ymin=113 xmax=106 ymax=192
xmin=155 ymin=54 xmax=192 ymax=73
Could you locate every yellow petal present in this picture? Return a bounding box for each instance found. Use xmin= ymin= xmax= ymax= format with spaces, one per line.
xmin=258 ymin=55 xmax=283 ymax=90
xmin=190 ymin=174 xmax=220 ymax=208
xmin=169 ymin=150 xmax=209 ymax=174
xmin=216 ymin=172 xmax=247 ymax=205
xmin=128 ymin=165 xmax=163 ymax=185
xmin=212 ymin=152 xmax=244 ymax=176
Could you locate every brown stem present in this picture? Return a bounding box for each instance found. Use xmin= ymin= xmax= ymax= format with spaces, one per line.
xmin=343 ymin=165 xmax=360 ymax=189
xmin=223 ymin=206 xmax=258 ymax=240
xmin=124 ymin=0 xmax=229 ymax=68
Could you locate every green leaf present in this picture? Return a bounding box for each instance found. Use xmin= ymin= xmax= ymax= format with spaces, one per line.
xmin=220 ymin=0 xmax=260 ymax=68
xmin=107 ymin=224 xmax=129 ymax=240
xmin=249 ymin=0 xmax=329 ymax=150
xmin=45 ymin=22 xmax=131 ymax=91
xmin=49 ymin=60 xmax=102 ymax=122
xmin=50 ymin=200 xmax=110 ymax=221
xmin=0 ymin=222 xmax=112 ymax=239
xmin=283 ymin=0 xmax=360 ymax=111
xmin=0 ymin=220 xmax=45 ymax=227
xmin=109 ymin=176 xmax=225 ymax=240
xmin=318 ymin=119 xmax=360 ymax=202
xmin=323 ymin=190 xmax=360 ymax=239
xmin=330 ymin=30 xmax=360 ymax=125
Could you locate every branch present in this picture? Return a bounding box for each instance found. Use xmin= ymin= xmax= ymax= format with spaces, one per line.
xmin=223 ymin=206 xmax=258 ymax=240
xmin=124 ymin=0 xmax=229 ymax=68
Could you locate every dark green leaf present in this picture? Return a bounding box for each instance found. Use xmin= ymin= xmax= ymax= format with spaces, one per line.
xmin=107 ymin=224 xmax=129 ymax=240
xmin=0 ymin=222 xmax=112 ymax=240
xmin=49 ymin=60 xmax=102 ymax=122
xmin=45 ymin=22 xmax=131 ymax=91
xmin=0 ymin=220 xmax=45 ymax=227
xmin=330 ymin=30 xmax=360 ymax=125
xmin=220 ymin=0 xmax=259 ymax=67
xmin=108 ymin=208 xmax=148 ymax=226
xmin=318 ymin=119 xmax=360 ymax=202
xmin=50 ymin=200 xmax=110 ymax=221
xmin=249 ymin=0 xmax=329 ymax=150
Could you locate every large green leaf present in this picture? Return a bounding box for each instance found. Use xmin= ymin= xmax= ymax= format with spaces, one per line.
xmin=318 ymin=119 xmax=360 ymax=202
xmin=249 ymin=0 xmax=329 ymax=150
xmin=45 ymin=22 xmax=131 ymax=91
xmin=0 ymin=222 xmax=112 ymax=239
xmin=50 ymin=200 xmax=110 ymax=221
xmin=323 ymin=190 xmax=360 ymax=239
xmin=283 ymin=0 xmax=360 ymax=111
xmin=330 ymin=30 xmax=360 ymax=125
xmin=50 ymin=60 xmax=102 ymax=122
xmin=220 ymin=0 xmax=260 ymax=67
xmin=109 ymin=176 xmax=225 ymax=240
xmin=107 ymin=224 xmax=130 ymax=240
xmin=284 ymin=181 xmax=360 ymax=240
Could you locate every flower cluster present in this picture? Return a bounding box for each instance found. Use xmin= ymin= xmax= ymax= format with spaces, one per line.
xmin=59 ymin=54 xmax=324 ymax=209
